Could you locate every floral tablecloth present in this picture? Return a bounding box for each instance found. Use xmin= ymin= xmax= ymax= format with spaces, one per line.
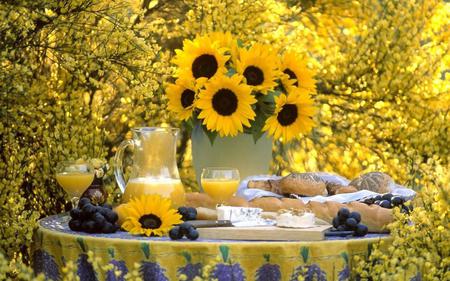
xmin=33 ymin=214 xmax=391 ymax=281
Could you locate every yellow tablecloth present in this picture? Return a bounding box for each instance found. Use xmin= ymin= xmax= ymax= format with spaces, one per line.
xmin=33 ymin=214 xmax=392 ymax=281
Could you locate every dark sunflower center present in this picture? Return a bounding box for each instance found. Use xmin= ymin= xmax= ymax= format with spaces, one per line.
xmin=283 ymin=68 xmax=299 ymax=87
xmin=277 ymin=104 xmax=298 ymax=126
xmin=212 ymin=89 xmax=238 ymax=116
xmin=192 ymin=54 xmax=218 ymax=79
xmin=180 ymin=89 xmax=195 ymax=108
xmin=139 ymin=214 xmax=162 ymax=229
xmin=243 ymin=66 xmax=264 ymax=86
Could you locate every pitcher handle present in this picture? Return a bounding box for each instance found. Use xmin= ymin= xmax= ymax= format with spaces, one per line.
xmin=114 ymin=139 xmax=134 ymax=194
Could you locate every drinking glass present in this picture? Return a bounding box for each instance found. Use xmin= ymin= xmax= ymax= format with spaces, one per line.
xmin=56 ymin=160 xmax=95 ymax=208
xmin=201 ymin=167 xmax=240 ymax=205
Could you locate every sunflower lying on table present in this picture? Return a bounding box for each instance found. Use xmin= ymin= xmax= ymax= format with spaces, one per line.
xmin=166 ymin=32 xmax=317 ymax=143
xmin=118 ymin=195 xmax=183 ymax=237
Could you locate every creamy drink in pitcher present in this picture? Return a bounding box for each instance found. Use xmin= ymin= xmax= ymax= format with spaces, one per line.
xmin=122 ymin=177 xmax=185 ymax=207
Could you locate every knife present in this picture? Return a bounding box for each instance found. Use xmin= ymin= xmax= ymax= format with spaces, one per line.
xmin=189 ymin=220 xmax=233 ymax=228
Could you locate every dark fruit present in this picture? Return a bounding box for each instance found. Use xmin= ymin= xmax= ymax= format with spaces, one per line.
xmin=391 ymin=196 xmax=404 ymax=206
xmin=363 ymin=198 xmax=375 ymax=205
xmin=338 ymin=208 xmax=350 ymax=219
xmin=82 ymin=220 xmax=97 ymax=233
xmin=104 ymin=211 xmax=119 ymax=223
xmin=345 ymin=218 xmax=358 ymax=230
xmin=186 ymin=207 xmax=197 ymax=221
xmin=69 ymin=219 xmax=82 ymax=231
xmin=102 ymin=203 xmax=112 ymax=210
xmin=354 ymin=224 xmax=368 ymax=237
xmin=381 ymin=193 xmax=393 ymax=201
xmin=93 ymin=212 xmax=106 ymax=225
xmin=169 ymin=226 xmax=183 ymax=240
xmin=82 ymin=204 xmax=96 ymax=216
xmin=177 ymin=207 xmax=189 ymax=221
xmin=70 ymin=208 xmax=82 ymax=219
xmin=332 ymin=217 xmax=340 ymax=228
xmin=101 ymin=222 xmax=117 ymax=233
xmin=186 ymin=228 xmax=199 ymax=240
xmin=179 ymin=222 xmax=194 ymax=236
xmin=379 ymin=200 xmax=391 ymax=209
xmin=78 ymin=197 xmax=91 ymax=208
xmin=349 ymin=212 xmax=361 ymax=223
xmin=374 ymin=195 xmax=383 ymax=201
xmin=336 ymin=225 xmax=348 ymax=231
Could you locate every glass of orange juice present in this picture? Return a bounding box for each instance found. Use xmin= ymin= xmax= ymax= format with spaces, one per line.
xmin=56 ymin=160 xmax=95 ymax=208
xmin=201 ymin=167 xmax=240 ymax=205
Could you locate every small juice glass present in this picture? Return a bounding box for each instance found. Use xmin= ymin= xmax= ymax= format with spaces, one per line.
xmin=56 ymin=160 xmax=94 ymax=208
xmin=201 ymin=167 xmax=240 ymax=205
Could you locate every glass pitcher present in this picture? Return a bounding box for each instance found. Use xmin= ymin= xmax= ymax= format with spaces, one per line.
xmin=114 ymin=127 xmax=185 ymax=207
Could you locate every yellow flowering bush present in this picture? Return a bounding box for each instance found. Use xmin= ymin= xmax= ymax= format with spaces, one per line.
xmin=354 ymin=168 xmax=449 ymax=280
xmin=0 ymin=0 xmax=448 ymax=279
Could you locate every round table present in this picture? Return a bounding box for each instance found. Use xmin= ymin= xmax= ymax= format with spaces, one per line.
xmin=33 ymin=214 xmax=391 ymax=281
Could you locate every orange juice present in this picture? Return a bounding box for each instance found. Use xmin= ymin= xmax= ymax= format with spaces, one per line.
xmin=201 ymin=179 xmax=240 ymax=203
xmin=56 ymin=172 xmax=94 ymax=197
xmin=122 ymin=177 xmax=186 ymax=207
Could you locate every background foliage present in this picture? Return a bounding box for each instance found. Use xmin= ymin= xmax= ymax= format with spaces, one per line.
xmin=0 ymin=0 xmax=448 ymax=278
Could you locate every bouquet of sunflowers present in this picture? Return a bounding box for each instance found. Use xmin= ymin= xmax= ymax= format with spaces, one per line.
xmin=166 ymin=32 xmax=317 ymax=143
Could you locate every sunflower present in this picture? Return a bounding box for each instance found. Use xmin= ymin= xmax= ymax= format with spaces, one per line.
xmin=235 ymin=43 xmax=280 ymax=94
xmin=280 ymin=51 xmax=316 ymax=94
xmin=208 ymin=31 xmax=239 ymax=60
xmin=121 ymin=195 xmax=182 ymax=237
xmin=166 ymin=79 xmax=197 ymax=121
xmin=173 ymin=35 xmax=229 ymax=82
xmin=196 ymin=74 xmax=256 ymax=137
xmin=263 ymin=91 xmax=316 ymax=142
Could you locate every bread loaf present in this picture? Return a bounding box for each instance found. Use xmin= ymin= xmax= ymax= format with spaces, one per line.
xmin=349 ymin=172 xmax=392 ymax=194
xmin=185 ymin=192 xmax=393 ymax=232
xmin=335 ymin=186 xmax=358 ymax=194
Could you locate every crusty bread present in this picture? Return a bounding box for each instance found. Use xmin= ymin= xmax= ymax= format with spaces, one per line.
xmin=185 ymin=192 xmax=216 ymax=209
xmin=278 ymin=173 xmax=328 ymax=196
xmin=335 ymin=186 xmax=358 ymax=194
xmin=249 ymin=197 xmax=283 ymax=212
xmin=248 ymin=173 xmax=328 ymax=197
xmin=196 ymin=207 xmax=217 ymax=220
xmin=186 ymin=192 xmax=393 ymax=232
xmin=280 ymin=198 xmax=307 ymax=210
xmin=306 ymin=201 xmax=392 ymax=232
xmin=225 ymin=196 xmax=249 ymax=207
xmin=349 ymin=172 xmax=392 ymax=194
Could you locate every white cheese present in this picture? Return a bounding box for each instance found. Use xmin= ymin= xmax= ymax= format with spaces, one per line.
xmin=276 ymin=212 xmax=316 ymax=228
xmin=216 ymin=206 xmax=262 ymax=222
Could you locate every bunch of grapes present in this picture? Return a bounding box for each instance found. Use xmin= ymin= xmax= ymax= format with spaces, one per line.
xmin=68 ymin=198 xmax=119 ymax=233
xmin=169 ymin=222 xmax=199 ymax=240
xmin=360 ymin=193 xmax=412 ymax=213
xmin=168 ymin=206 xmax=199 ymax=240
xmin=332 ymin=208 xmax=368 ymax=237
xmin=177 ymin=206 xmax=197 ymax=221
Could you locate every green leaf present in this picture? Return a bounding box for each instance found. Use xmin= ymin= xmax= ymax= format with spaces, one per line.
xmin=263 ymin=254 xmax=270 ymax=263
xmin=300 ymin=246 xmax=309 ymax=263
xmin=141 ymin=243 xmax=150 ymax=260
xmin=219 ymin=245 xmax=229 ymax=263
xmin=340 ymin=252 xmax=349 ymax=264
xmin=108 ymin=248 xmax=115 ymax=259
xmin=226 ymin=67 xmax=237 ymax=77
xmin=237 ymin=38 xmax=244 ymax=48
xmin=76 ymin=237 xmax=86 ymax=253
xmin=180 ymin=251 xmax=192 ymax=263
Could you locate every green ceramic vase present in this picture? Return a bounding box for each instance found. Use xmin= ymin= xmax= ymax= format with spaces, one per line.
xmin=191 ymin=125 xmax=273 ymax=189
